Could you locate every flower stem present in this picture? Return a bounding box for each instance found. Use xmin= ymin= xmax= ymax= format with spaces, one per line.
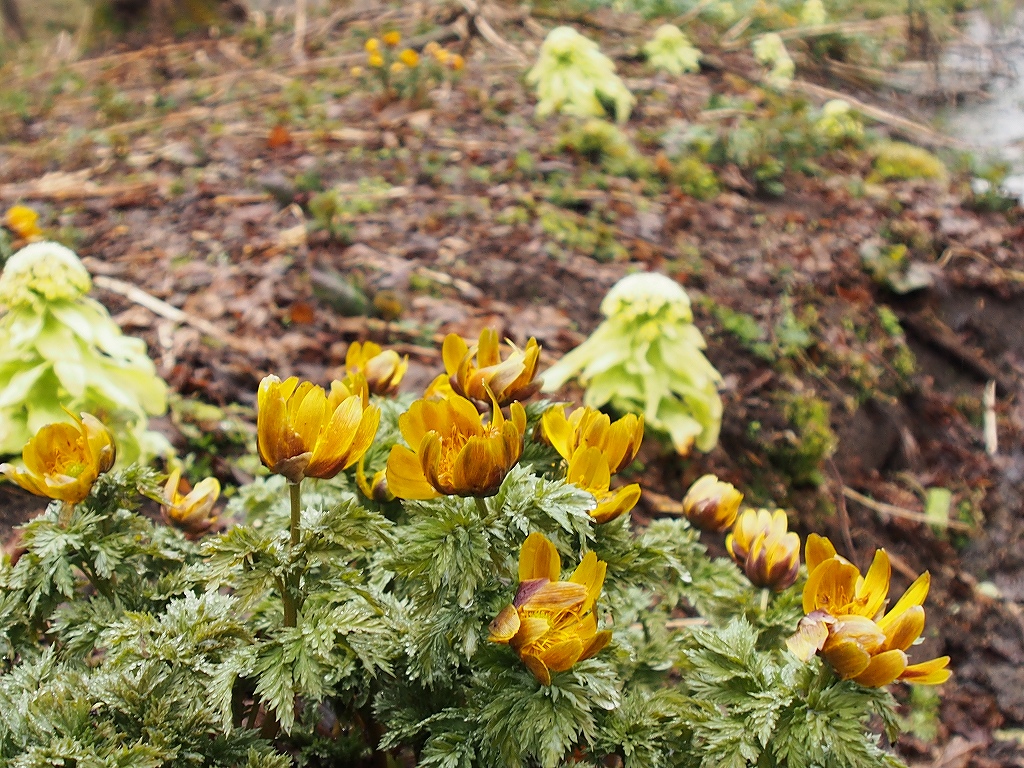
xmin=58 ymin=501 xmax=74 ymax=528
xmin=283 ymin=481 xmax=302 ymax=628
xmin=760 ymin=587 xmax=770 ymax=613
xmin=474 ymin=495 xmax=490 ymax=519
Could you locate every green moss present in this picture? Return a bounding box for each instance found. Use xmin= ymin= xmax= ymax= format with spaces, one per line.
xmin=766 ymin=391 xmax=837 ymax=487
xmin=558 ymin=119 xmax=653 ymax=178
xmin=872 ymin=141 xmax=947 ymax=182
xmin=671 ymin=155 xmax=720 ymax=200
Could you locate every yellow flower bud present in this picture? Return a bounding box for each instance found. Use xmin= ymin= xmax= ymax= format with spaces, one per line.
xmin=256 ymin=374 xmax=380 ymax=483
xmin=681 ymin=474 xmax=742 ymax=532
xmin=368 ymin=53 xmax=385 ymax=68
xmin=398 ymin=48 xmax=419 ymax=67
xmin=390 ymin=61 xmax=406 ymax=74
xmin=423 ymin=41 xmax=441 ymax=56
xmin=350 ymin=66 xmax=364 ymax=77
xmin=345 ymin=341 xmax=408 ymax=397
xmin=0 ymin=411 xmax=115 ymax=504
xmin=161 ymin=467 xmax=220 ymax=538
xmin=450 ymin=54 xmax=465 ymax=71
xmin=365 ymin=38 xmax=380 ymax=53
xmin=356 ymin=456 xmax=394 ymax=503
xmin=488 ymin=532 xmax=611 ymax=685
xmin=382 ymin=30 xmax=401 ymax=47
xmin=434 ymin=48 xmax=451 ymax=65
xmin=726 ymin=508 xmax=800 ymax=591
xmin=4 ymin=205 xmax=42 ymax=241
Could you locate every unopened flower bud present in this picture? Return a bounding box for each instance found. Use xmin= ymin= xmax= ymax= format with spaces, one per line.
xmin=727 ymin=508 xmax=800 ymax=591
xmin=681 ymin=474 xmax=742 ymax=532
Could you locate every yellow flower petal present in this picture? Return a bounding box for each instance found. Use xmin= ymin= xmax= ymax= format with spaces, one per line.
xmin=822 ymin=638 xmax=873 ymax=679
xmin=580 ymin=629 xmax=612 ymax=661
xmin=442 ymin=333 xmax=469 ymax=378
xmin=591 ymin=483 xmax=641 ymax=524
xmin=521 ymin=652 xmax=551 ymax=685
xmin=488 ymin=604 xmax=521 ymax=643
xmin=858 ymin=549 xmax=891 ymax=619
xmin=541 ymin=636 xmax=584 ymax=673
xmin=852 ymin=649 xmax=907 ymax=688
xmin=899 ymin=656 xmax=951 ymax=685
xmin=804 ymin=533 xmax=837 ymax=574
xmin=519 ymin=532 xmax=560 ymax=582
xmin=385 ymin=444 xmax=439 ymax=500
xmin=803 ymin=557 xmax=861 ymax=615
xmin=879 ymin=605 xmax=925 ymax=652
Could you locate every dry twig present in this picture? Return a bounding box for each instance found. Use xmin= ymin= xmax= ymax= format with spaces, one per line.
xmin=842 ymin=485 xmax=973 ymax=532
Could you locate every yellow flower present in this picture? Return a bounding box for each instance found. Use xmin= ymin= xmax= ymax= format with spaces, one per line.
xmin=423 ymin=41 xmax=441 ymax=57
xmin=365 ymin=38 xmax=380 ymax=53
xmin=345 ymin=341 xmax=408 ymax=397
xmin=566 ymin=447 xmax=641 ymax=524
xmin=368 ymin=53 xmax=385 ymax=68
xmin=726 ymin=508 xmax=800 ymax=591
xmin=161 ymin=467 xmax=220 ymax=538
xmin=0 ymin=411 xmax=115 ymax=504
xmin=350 ymin=66 xmax=364 ymax=77
xmin=256 ymin=374 xmax=380 ymax=483
xmin=385 ymin=393 xmax=526 ymax=499
xmin=390 ymin=61 xmax=406 ymax=74
xmin=423 ymin=372 xmax=455 ymax=401
xmin=399 ymin=48 xmax=419 ymax=67
xmin=788 ymin=535 xmax=951 ymax=687
xmin=4 ymin=205 xmax=42 ymax=241
xmin=450 ymin=54 xmax=465 ymax=71
xmin=382 ymin=30 xmax=401 ymax=47
xmin=541 ymin=405 xmax=643 ymax=474
xmin=489 ymin=532 xmax=612 ymax=685
xmin=356 ymin=456 xmax=394 ymax=503
xmin=681 ymin=474 xmax=742 ymax=532
xmin=441 ymin=329 xmax=542 ymax=407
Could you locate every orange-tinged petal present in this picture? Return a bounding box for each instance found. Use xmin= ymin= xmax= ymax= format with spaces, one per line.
xmin=592 ymin=483 xmax=641 ymax=524
xmin=81 ymin=413 xmax=115 ymax=473
xmin=570 ymin=551 xmax=607 ymax=608
xmin=477 ymin=328 xmax=501 ymax=367
xmin=521 ymin=652 xmax=551 ymax=685
xmin=419 ymin=432 xmax=448 ymax=494
xmin=852 ymin=649 xmax=907 ymax=688
xmin=803 ymin=557 xmax=861 ymax=615
xmin=344 ymin=405 xmax=381 ymax=469
xmin=510 ymin=616 xmax=551 ymax=651
xmin=805 ymin=533 xmax=836 ymax=574
xmin=520 ymin=581 xmax=588 ymax=613
xmin=567 ymin=447 xmax=611 ymax=494
xmin=823 ymin=615 xmax=886 ymax=655
xmin=488 ymin=604 xmax=521 ymax=642
xmin=442 ymin=333 xmax=469 ymax=377
xmin=580 ymin=629 xmax=612 ymax=661
xmin=787 ymin=612 xmax=832 ymax=661
xmin=879 ymin=605 xmax=925 ymax=652
xmin=452 ymin=434 xmax=507 ymax=496
xmin=519 ymin=532 xmax=560 ymax=582
xmin=881 ymin=572 xmax=930 ymax=627
xmin=541 ymin=636 xmax=585 ymax=673
xmin=857 ymin=549 xmax=891 ymax=619
xmin=385 ymin=444 xmax=440 ymax=500
xmin=822 ymin=638 xmax=873 ymax=679
xmin=292 ymin=383 xmax=327 ymax=451
xmin=900 ymin=656 xmax=951 ymax=685
xmin=306 ymin=394 xmax=363 ymax=478
xmin=542 ymin=405 xmax=574 ymax=461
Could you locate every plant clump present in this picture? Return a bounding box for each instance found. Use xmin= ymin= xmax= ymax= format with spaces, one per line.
xmin=0 ymin=241 xmax=169 ymax=464
xmin=872 ymin=141 xmax=949 ymax=182
xmin=543 ymin=272 xmax=723 ymax=455
xmin=643 ymin=24 xmax=702 ymax=75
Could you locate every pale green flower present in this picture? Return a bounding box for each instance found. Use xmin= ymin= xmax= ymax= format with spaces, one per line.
xmin=526 ymin=26 xmax=634 ymax=124
xmin=815 ymin=99 xmax=863 ymax=144
xmin=643 ymin=25 xmax=702 ymax=76
xmin=0 ymin=241 xmax=91 ymax=309
xmin=0 ymin=242 xmax=170 ymax=464
xmin=543 ymin=273 xmax=722 ymax=455
xmin=800 ymin=0 xmax=827 ymax=26
xmin=753 ymin=33 xmax=794 ymax=89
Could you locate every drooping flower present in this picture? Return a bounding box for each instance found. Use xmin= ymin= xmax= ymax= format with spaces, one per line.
xmin=385 ymin=393 xmax=526 ymax=499
xmin=788 ymin=535 xmax=951 ymax=687
xmin=681 ymin=474 xmax=742 ymax=532
xmin=256 ymin=374 xmax=380 ymax=483
xmin=3 ymin=205 xmax=43 ymax=241
xmin=442 ymin=329 xmax=542 ymax=407
xmin=345 ymin=341 xmax=408 ymax=397
xmin=489 ymin=532 xmax=612 ymax=685
xmin=541 ymin=405 xmax=643 ymax=474
xmin=726 ymin=508 xmax=800 ymax=591
xmin=161 ymin=467 xmax=220 ymax=538
xmin=0 ymin=411 xmax=115 ymax=504
xmin=566 ymin=446 xmax=641 ymax=524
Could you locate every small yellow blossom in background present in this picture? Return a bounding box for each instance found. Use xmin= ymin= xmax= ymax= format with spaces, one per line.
xmin=788 ymin=534 xmax=951 ymax=687
xmin=345 ymin=341 xmax=408 ymax=397
xmin=423 ymin=372 xmax=455 ymax=401
xmin=256 ymin=374 xmax=380 ymax=484
xmin=433 ymin=47 xmax=451 ymax=65
xmin=382 ymin=30 xmax=401 ymax=47
xmin=450 ymin=53 xmax=465 ymax=71
xmin=368 ymin=53 xmax=385 ymax=68
xmin=489 ymin=532 xmax=612 ymax=685
xmin=423 ymin=41 xmax=441 ymax=56
xmin=350 ymin=66 xmax=364 ymax=78
xmin=161 ymin=467 xmax=220 ymax=538
xmin=681 ymin=474 xmax=742 ymax=532
xmin=390 ymin=62 xmax=406 ymax=75
xmin=566 ymin=446 xmax=641 ymax=524
xmin=541 ymin=405 xmax=643 ymax=474
xmin=442 ymin=329 xmax=542 ymax=407
xmin=726 ymin=508 xmax=800 ymax=591
xmin=364 ymin=38 xmax=380 ymax=53
xmin=4 ymin=205 xmax=43 ymax=241
xmin=0 ymin=411 xmax=115 ymax=504
xmin=385 ymin=393 xmax=526 ymax=499
xmin=398 ymin=48 xmax=419 ymax=67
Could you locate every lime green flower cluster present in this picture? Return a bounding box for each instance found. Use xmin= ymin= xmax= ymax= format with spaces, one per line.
xmin=0 ymin=242 xmax=169 ymax=464
xmin=800 ymin=0 xmax=827 ymax=26
xmin=815 ymin=99 xmax=864 ymax=145
xmin=643 ymin=24 xmax=702 ymax=76
xmin=543 ymin=272 xmax=722 ymax=455
xmin=753 ymin=33 xmax=795 ymax=89
xmin=526 ymin=26 xmax=634 ymax=124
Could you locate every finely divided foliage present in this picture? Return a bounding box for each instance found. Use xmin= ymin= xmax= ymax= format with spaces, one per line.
xmin=0 ymin=315 xmax=944 ymax=765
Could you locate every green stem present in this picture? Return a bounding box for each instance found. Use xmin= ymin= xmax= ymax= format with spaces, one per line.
xmin=474 ymin=495 xmax=490 ymax=519
xmin=58 ymin=501 xmax=74 ymax=528
xmin=759 ymin=587 xmax=770 ymax=613
xmin=283 ymin=481 xmax=302 ymax=629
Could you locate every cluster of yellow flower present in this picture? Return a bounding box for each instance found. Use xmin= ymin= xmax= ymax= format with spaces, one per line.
xmin=353 ymin=31 xmax=464 ymax=80
xmin=680 ymin=473 xmax=949 ymax=687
